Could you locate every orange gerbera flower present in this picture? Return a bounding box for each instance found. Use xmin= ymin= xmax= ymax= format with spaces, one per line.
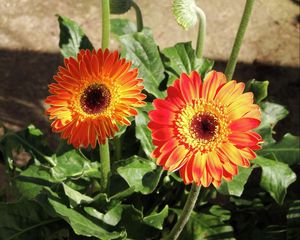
xmin=45 ymin=49 xmax=146 ymax=148
xmin=148 ymin=71 xmax=262 ymax=187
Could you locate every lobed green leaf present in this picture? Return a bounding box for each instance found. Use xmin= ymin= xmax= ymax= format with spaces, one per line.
xmin=254 ymin=156 xmax=296 ymax=205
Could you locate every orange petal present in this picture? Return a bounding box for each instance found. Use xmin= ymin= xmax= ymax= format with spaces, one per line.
xmin=165 ymin=145 xmax=188 ymax=169
xmin=221 ymin=142 xmax=245 ymax=166
xmin=206 ymin=151 xmax=223 ymax=181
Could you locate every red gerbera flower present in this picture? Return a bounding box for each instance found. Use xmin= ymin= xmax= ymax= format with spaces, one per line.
xmin=148 ymin=71 xmax=262 ymax=187
xmin=45 ymin=49 xmax=146 ymax=148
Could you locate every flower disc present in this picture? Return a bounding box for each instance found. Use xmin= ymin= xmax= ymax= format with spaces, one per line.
xmin=45 ymin=49 xmax=146 ymax=148
xmin=148 ymin=71 xmax=262 ymax=187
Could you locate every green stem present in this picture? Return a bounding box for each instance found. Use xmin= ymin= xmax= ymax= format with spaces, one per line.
xmin=225 ymin=0 xmax=255 ymax=81
xmin=99 ymin=140 xmax=110 ymax=192
xmin=113 ymin=137 xmax=121 ymax=161
xmin=131 ymin=1 xmax=143 ymax=32
xmin=102 ymin=0 xmax=110 ymax=49
xmin=195 ymin=7 xmax=206 ymax=59
xmin=167 ymin=184 xmax=201 ymax=240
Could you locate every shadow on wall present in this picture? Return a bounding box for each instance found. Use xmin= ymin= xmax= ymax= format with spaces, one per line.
xmin=0 ymin=48 xmax=299 ymax=138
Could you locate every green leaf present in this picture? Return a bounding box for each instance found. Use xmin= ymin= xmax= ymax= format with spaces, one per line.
xmin=28 ymin=124 xmax=43 ymax=136
xmin=143 ymin=205 xmax=169 ymax=230
xmin=57 ymin=15 xmax=93 ymax=58
xmin=117 ymin=205 xmax=156 ymax=239
xmin=111 ymin=18 xmax=152 ymax=37
xmin=16 ymin=165 xmax=57 ymax=199
xmin=111 ymin=18 xmax=137 ymax=36
xmin=254 ymin=156 xmax=297 ymax=204
xmin=51 ymin=150 xmax=100 ymax=181
xmin=257 ymin=101 xmax=289 ymax=145
xmin=245 ymin=79 xmax=269 ymax=103
xmin=257 ymin=133 xmax=300 ymax=165
xmin=84 ymin=203 xmax=123 ymax=226
xmin=172 ymin=206 xmax=235 ymax=240
xmin=62 ymin=183 xmax=93 ymax=208
xmin=38 ymin=190 xmax=125 ymax=240
xmin=172 ymin=0 xmax=198 ymax=30
xmin=218 ymin=167 xmax=253 ymax=197
xmin=0 ymin=200 xmax=58 ymax=240
xmin=135 ymin=109 xmax=154 ymax=158
xmin=118 ymin=32 xmax=165 ymax=98
xmin=117 ymin=156 xmax=163 ymax=194
xmin=162 ymin=42 xmax=213 ymax=86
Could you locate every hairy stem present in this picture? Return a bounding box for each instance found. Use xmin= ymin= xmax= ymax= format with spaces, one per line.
xmin=167 ymin=184 xmax=201 ymax=240
xmin=101 ymin=0 xmax=110 ymax=49
xmin=195 ymin=7 xmax=206 ymax=59
xmin=225 ymin=0 xmax=255 ymax=81
xmin=99 ymin=140 xmax=110 ymax=192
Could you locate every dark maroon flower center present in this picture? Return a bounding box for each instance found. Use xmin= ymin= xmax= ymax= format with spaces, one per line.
xmin=191 ymin=113 xmax=219 ymax=141
xmin=80 ymin=84 xmax=111 ymax=114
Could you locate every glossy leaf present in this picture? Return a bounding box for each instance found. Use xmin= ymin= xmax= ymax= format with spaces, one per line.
xmin=57 ymin=15 xmax=93 ymax=58
xmin=135 ymin=109 xmax=154 ymax=158
xmin=162 ymin=42 xmax=213 ymax=86
xmin=38 ymin=191 xmax=125 ymax=240
xmin=257 ymin=133 xmax=300 ymax=165
xmin=118 ymin=32 xmax=165 ymax=98
xmin=256 ymin=101 xmax=289 ymax=145
xmin=218 ymin=167 xmax=253 ymax=197
xmin=143 ymin=205 xmax=169 ymax=230
xmin=254 ymin=156 xmax=297 ymax=204
xmin=245 ymin=79 xmax=269 ymax=103
xmin=51 ymin=150 xmax=100 ymax=181
xmin=84 ymin=203 xmax=123 ymax=227
xmin=62 ymin=183 xmax=93 ymax=208
xmin=16 ymin=165 xmax=57 ymax=199
xmin=172 ymin=206 xmax=235 ymax=240
xmin=117 ymin=156 xmax=163 ymax=194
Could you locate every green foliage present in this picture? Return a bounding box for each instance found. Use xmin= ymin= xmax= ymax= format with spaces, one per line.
xmin=162 ymin=42 xmax=214 ymax=86
xmin=38 ymin=190 xmax=125 ymax=240
xmin=0 ymin=14 xmax=299 ymax=240
xmin=254 ymin=156 xmax=297 ymax=205
xmin=173 ymin=206 xmax=235 ymax=239
xmin=0 ymin=201 xmax=60 ymax=240
xmin=245 ymin=79 xmax=269 ymax=103
xmin=135 ymin=107 xmax=155 ymax=158
xmin=57 ymin=15 xmax=93 ymax=58
xmin=256 ymin=101 xmax=289 ymax=145
xmin=257 ymin=133 xmax=300 ymax=165
xmin=143 ymin=205 xmax=169 ymax=230
xmin=218 ymin=167 xmax=253 ymax=197
xmin=117 ymin=155 xmax=163 ymax=194
xmin=118 ymin=31 xmax=166 ymax=98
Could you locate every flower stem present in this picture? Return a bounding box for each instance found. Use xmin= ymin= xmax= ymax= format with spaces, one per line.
xmin=225 ymin=0 xmax=255 ymax=81
xmin=195 ymin=7 xmax=206 ymax=59
xmin=101 ymin=0 xmax=110 ymax=49
xmin=100 ymin=0 xmax=111 ymax=193
xmin=167 ymin=184 xmax=201 ymax=240
xmin=131 ymin=1 xmax=143 ymax=32
xmin=99 ymin=140 xmax=110 ymax=192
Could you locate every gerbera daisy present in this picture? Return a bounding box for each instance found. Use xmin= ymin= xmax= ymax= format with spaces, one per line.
xmin=45 ymin=49 xmax=146 ymax=148
xmin=148 ymin=71 xmax=262 ymax=187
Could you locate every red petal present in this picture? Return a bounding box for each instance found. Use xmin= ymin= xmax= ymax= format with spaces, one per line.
xmin=229 ymin=118 xmax=261 ymax=132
